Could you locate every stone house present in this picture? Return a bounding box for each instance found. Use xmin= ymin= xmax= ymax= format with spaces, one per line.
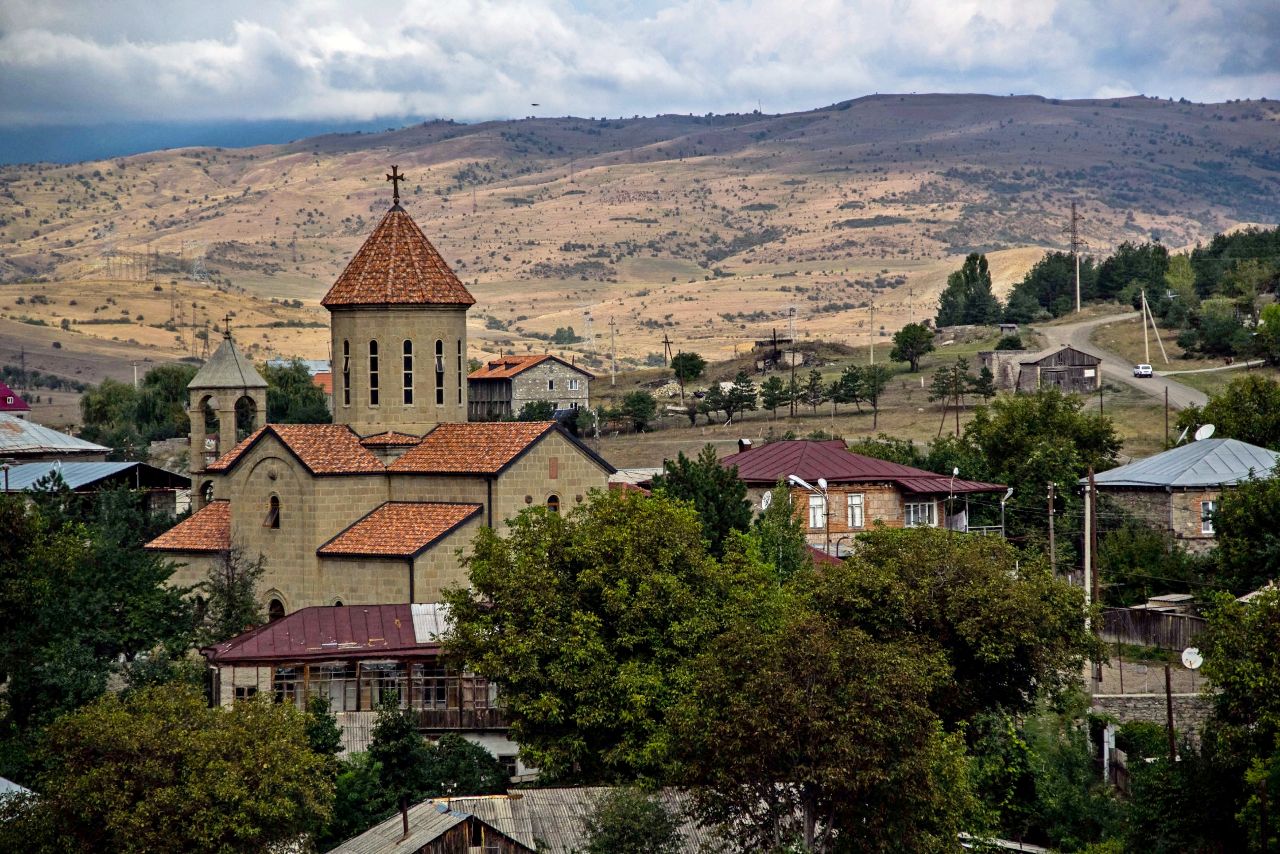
xmin=146 ymin=192 xmax=614 ymax=615
xmin=467 ymin=354 xmax=593 ymax=420
xmin=719 ymin=439 xmax=1006 ymax=555
xmin=979 ymin=345 xmax=1102 ymax=393
xmin=201 ymin=602 xmax=529 ymax=775
xmin=1089 ymin=437 xmax=1279 ymax=553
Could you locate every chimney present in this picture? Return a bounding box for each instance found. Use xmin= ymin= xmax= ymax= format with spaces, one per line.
xmin=738 ymin=438 xmax=753 ymax=454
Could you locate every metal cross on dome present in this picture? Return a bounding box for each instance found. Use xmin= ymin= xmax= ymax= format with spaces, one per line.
xmin=386 ymin=165 xmax=406 ymax=203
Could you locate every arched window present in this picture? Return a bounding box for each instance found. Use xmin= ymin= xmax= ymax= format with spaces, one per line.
xmin=546 ymin=494 xmax=561 ymax=514
xmin=264 ymin=495 xmax=280 ymax=528
xmin=268 ymin=598 xmax=285 ymax=621
xmin=369 ymin=340 xmax=380 ymax=406
xmin=456 ymin=339 xmax=464 ymax=404
xmin=200 ymin=480 xmax=214 ymax=505
xmin=435 ymin=339 xmax=445 ymax=405
xmin=402 ymin=340 xmax=414 ymax=405
xmin=341 ymin=340 xmax=351 ymax=406
xmin=333 ymin=600 xmax=344 ymax=607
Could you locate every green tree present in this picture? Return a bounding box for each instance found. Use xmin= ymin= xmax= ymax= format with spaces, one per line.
xmin=1005 ymin=251 xmax=1099 ymax=319
xmin=421 ymin=733 xmax=509 ymax=798
xmin=752 ymin=483 xmax=812 ymax=582
xmin=786 ymin=373 xmax=803 ymax=417
xmin=1098 ymin=520 xmax=1207 ymax=605
xmin=581 ymin=788 xmax=681 ymax=854
xmin=833 ymin=364 xmax=864 ymax=413
xmin=937 ymin=253 xmax=1001 ymax=326
xmin=970 ymin=365 xmax=997 ymax=402
xmin=863 ymin=365 xmax=891 ymax=429
xmin=1176 ymin=374 xmax=1280 ymax=450
xmin=802 ymin=369 xmax=826 ymax=413
xmin=759 ymin=374 xmax=787 ymax=418
xmin=723 ymin=370 xmax=758 ymax=422
xmin=369 ymin=694 xmax=432 ymax=839
xmin=197 ymin=546 xmax=266 ymax=646
xmin=441 ymin=490 xmax=772 ymax=782
xmin=620 ymin=390 xmax=658 ymax=431
xmin=845 ymin=433 xmax=927 ymax=467
xmin=261 ymin=359 xmax=330 ymax=424
xmin=651 ymin=444 xmax=752 ymax=556
xmin=514 ymin=399 xmax=556 ymax=421
xmin=1212 ymin=473 xmax=1280 ymax=594
xmin=890 ymin=322 xmax=935 ymax=372
xmin=669 ymin=351 xmax=706 ymax=402
xmin=306 ymin=696 xmax=344 ymax=761
xmin=1254 ymin=303 xmax=1280 ymax=367
xmin=1097 ymin=241 xmax=1169 ymax=300
xmin=315 ymin=753 xmax=396 ymax=851
xmin=994 ymin=334 xmax=1024 ymax=350
xmin=0 ymin=686 xmax=332 ymax=853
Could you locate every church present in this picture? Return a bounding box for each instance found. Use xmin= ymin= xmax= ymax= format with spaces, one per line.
xmin=147 ymin=172 xmax=614 ymax=616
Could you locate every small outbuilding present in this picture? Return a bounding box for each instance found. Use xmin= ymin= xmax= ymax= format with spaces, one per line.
xmin=0 ymin=413 xmax=110 ymax=462
xmin=979 ymin=346 xmax=1102 ymax=394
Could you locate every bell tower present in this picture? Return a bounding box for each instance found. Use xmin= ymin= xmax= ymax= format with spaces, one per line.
xmin=187 ymin=325 xmax=267 ymax=508
xmin=322 ymin=167 xmax=475 ymax=436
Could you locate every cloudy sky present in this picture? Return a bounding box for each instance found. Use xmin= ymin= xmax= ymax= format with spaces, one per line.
xmin=1 ymin=0 xmax=1277 ymax=127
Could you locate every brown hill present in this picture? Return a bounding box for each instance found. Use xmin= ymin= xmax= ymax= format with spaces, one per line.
xmin=1 ymin=93 xmax=1277 ymax=386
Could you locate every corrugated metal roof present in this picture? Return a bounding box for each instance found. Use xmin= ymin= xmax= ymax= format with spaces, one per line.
xmin=1089 ymin=438 xmax=1279 ymax=488
xmin=411 ymin=602 xmax=450 ymax=644
xmin=1 ymin=461 xmax=188 ymax=492
xmin=720 ymin=439 xmax=1004 ymax=494
xmin=0 ymin=414 xmax=109 ymax=455
xmin=201 ymin=604 xmax=438 ymax=664
xmin=0 ymin=776 xmax=30 ymax=797
xmin=189 ymin=333 xmax=268 ymax=390
xmin=326 ymin=801 xmax=468 ymax=854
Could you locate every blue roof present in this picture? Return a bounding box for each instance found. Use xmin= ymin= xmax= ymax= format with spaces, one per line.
xmin=1089 ymin=438 xmax=1280 ymax=489
xmin=2 ymin=461 xmax=187 ymax=492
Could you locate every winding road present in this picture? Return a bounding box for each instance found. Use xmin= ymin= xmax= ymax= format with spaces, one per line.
xmin=1035 ymin=312 xmax=1209 ymax=410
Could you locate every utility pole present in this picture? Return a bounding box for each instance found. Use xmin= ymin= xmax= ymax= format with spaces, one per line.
xmin=868 ymin=295 xmax=875 ymax=365
xmin=608 ymin=317 xmax=617 ymax=387
xmin=1047 ymin=483 xmax=1056 ymax=575
xmin=1165 ymin=387 xmax=1170 ymax=449
xmin=1089 ymin=466 xmax=1102 ymax=688
xmin=1064 ymin=200 xmax=1087 ymax=314
xmin=1142 ymin=291 xmax=1151 ymax=365
xmin=789 ymin=307 xmax=797 ymax=417
xmin=131 ymin=361 xmax=139 ymax=390
xmin=1143 ymin=288 xmax=1170 ymax=365
xmin=661 ymin=332 xmax=673 ymax=366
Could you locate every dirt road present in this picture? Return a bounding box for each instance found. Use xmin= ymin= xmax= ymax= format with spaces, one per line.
xmin=1036 ymin=313 xmax=1208 ymax=410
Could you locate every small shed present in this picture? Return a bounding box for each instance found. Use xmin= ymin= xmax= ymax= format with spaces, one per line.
xmin=1016 ymin=346 xmax=1102 ymax=393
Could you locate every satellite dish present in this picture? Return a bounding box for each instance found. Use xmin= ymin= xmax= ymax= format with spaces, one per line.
xmin=1175 ymin=426 xmax=1190 ymax=445
xmin=761 ymin=492 xmax=772 ymax=511
xmin=1194 ymin=424 xmax=1216 ymax=441
xmin=1182 ymin=647 xmax=1203 ymax=670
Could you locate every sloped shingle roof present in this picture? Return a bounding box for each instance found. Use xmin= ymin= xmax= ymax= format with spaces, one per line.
xmin=322 ymin=205 xmax=475 ymax=308
xmin=359 ymin=431 xmax=422 ymax=447
xmin=468 ymin=354 xmax=593 ymax=380
xmin=145 ymin=500 xmax=230 ymax=553
xmin=317 ymin=501 xmax=482 ymax=558
xmin=189 ymin=334 xmax=268 ymax=390
xmin=1090 ymin=438 xmax=1279 ymax=488
xmin=721 ymin=439 xmax=1004 ymax=494
xmin=388 ymin=421 xmax=557 ymax=474
xmin=205 ymin=424 xmax=384 ymax=475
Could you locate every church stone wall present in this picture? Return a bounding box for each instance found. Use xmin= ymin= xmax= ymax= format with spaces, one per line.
xmin=490 ymin=431 xmax=611 ymax=518
xmin=330 ymin=305 xmax=468 ymax=436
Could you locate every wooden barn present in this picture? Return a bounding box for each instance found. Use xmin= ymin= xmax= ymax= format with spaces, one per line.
xmin=979 ymin=346 xmax=1101 ymax=394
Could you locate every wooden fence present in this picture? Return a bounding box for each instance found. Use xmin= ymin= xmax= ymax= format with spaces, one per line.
xmin=1101 ymin=608 xmax=1205 ymax=650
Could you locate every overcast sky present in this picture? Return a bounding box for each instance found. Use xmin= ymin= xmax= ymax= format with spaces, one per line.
xmin=1 ymin=0 xmax=1277 ymax=127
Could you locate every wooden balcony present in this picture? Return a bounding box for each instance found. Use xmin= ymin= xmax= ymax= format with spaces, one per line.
xmin=414 ymin=706 xmax=509 ymax=731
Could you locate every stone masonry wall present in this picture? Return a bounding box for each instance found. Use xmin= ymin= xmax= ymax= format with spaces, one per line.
xmin=510 ymin=360 xmax=591 ymax=413
xmin=1092 ymin=693 xmax=1214 ymax=739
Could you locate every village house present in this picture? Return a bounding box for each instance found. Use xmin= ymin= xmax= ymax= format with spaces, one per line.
xmin=467 ymin=354 xmax=593 ymax=421
xmin=720 ymin=439 xmax=1006 ymax=554
xmin=146 ymin=186 xmax=614 ymax=615
xmin=0 ymin=413 xmax=109 ymax=462
xmin=979 ymin=345 xmax=1102 ymax=393
xmin=0 ymin=460 xmax=188 ymax=515
xmin=201 ymin=602 xmax=529 ymax=773
xmin=0 ymin=381 xmax=30 ymax=419
xmin=1088 ymin=437 xmax=1279 ymax=553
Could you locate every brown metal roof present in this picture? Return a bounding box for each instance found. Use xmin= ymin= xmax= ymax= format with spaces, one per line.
xmin=145 ymin=500 xmax=230 ymax=553
xmin=720 ymin=439 xmax=1004 ymax=494
xmin=322 ymin=204 xmax=475 ymax=308
xmin=201 ymin=603 xmax=436 ymax=664
xmin=317 ymin=501 xmax=482 ymax=559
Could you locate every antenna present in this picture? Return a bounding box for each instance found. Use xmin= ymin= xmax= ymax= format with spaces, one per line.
xmin=1181 ymin=647 xmax=1203 ymax=670
xmin=1175 ymin=425 xmax=1190 ymax=445
xmin=1194 ymin=424 xmax=1216 ymax=441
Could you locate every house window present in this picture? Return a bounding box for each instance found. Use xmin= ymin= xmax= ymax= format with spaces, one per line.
xmin=402 ymin=340 xmax=414 ymax=405
xmin=808 ymin=494 xmax=826 ymax=529
xmin=368 ymin=340 xmax=379 ymax=406
xmin=341 ymin=339 xmax=351 ymax=406
xmin=457 ymin=340 xmax=464 ymax=404
xmin=1201 ymin=500 xmax=1216 ymax=534
xmin=847 ymin=493 xmax=864 ymax=528
xmin=569 ymin=378 xmax=580 ymax=391
xmin=264 ymin=495 xmax=280 ymax=529
xmin=548 ymin=378 xmax=555 ymax=391
xmin=435 ymin=339 xmax=445 ymax=405
xmin=546 ymin=494 xmax=561 ymax=513
xmin=234 ymin=686 xmax=258 ymax=702
xmin=498 ymin=755 xmax=518 ymax=778
xmin=905 ymin=501 xmax=936 ymax=528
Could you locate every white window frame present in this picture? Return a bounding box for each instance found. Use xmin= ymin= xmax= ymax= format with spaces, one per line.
xmin=808 ymin=494 xmax=826 ymax=529
xmin=904 ymin=501 xmax=936 ymax=528
xmin=1201 ymin=500 xmax=1216 ymax=535
xmin=568 ymin=378 xmax=580 ymax=391
xmin=847 ymin=493 xmax=864 ymax=529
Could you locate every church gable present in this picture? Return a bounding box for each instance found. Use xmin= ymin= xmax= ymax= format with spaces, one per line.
xmin=206 ymin=424 xmax=384 ymax=476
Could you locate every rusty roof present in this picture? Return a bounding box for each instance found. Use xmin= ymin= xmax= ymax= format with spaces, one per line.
xmin=201 ymin=603 xmax=438 ymax=664
xmin=317 ymin=501 xmax=482 ymax=559
xmin=205 ymin=424 xmax=385 ymax=475
xmin=720 ymin=439 xmax=1004 ymax=494
xmin=321 ymin=205 xmax=475 ymax=308
xmin=145 ymin=500 xmax=230 ymax=553
xmin=387 ymin=421 xmax=556 ymax=474
xmin=468 ymin=353 xmax=594 ymax=380
xmin=313 ymin=370 xmax=333 ymax=396
xmin=359 ymin=430 xmax=422 ymax=447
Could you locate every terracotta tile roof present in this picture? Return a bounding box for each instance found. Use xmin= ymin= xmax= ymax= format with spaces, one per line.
xmin=468 ymin=353 xmax=593 ymax=380
xmin=205 ymin=424 xmax=384 ymax=475
xmin=145 ymin=500 xmax=230 ymax=553
xmin=321 ymin=205 xmax=475 ymax=308
xmin=388 ymin=421 xmax=557 ymax=474
xmin=317 ymin=501 xmax=482 ymax=558
xmin=313 ymin=370 xmax=333 ymax=395
xmin=360 ymin=430 xmax=422 ymax=447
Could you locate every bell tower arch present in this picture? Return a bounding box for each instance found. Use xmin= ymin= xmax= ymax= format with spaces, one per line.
xmin=186 ymin=327 xmax=267 ymax=507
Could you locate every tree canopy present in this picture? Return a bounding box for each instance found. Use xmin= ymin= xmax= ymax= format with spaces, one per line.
xmin=890 ymin=322 xmax=935 ymax=372
xmin=650 ymin=444 xmax=751 ymax=556
xmin=261 ymin=359 xmax=331 ymax=424
xmin=937 ymin=253 xmax=1002 ymax=326
xmin=1176 ymin=374 xmax=1280 ymax=451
